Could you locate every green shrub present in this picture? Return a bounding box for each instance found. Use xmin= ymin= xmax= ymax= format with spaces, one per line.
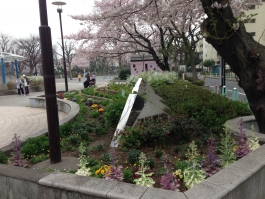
xmin=145 ymin=157 xmax=155 ymax=169
xmin=90 ymin=143 xmax=105 ymax=152
xmin=95 ymin=124 xmax=106 ymax=135
xmin=104 ymin=96 xmax=126 ymax=127
xmin=100 ymin=153 xmax=111 ymax=164
xmin=0 ymin=150 xmax=7 ymax=163
xmin=21 ymin=135 xmax=49 ymax=158
xmin=82 ymin=87 xmax=94 ymax=95
xmin=192 ymin=80 xmax=205 ymax=86
xmin=28 ymin=154 xmax=49 ymax=164
xmin=101 ymin=100 xmax=110 ymax=106
xmin=60 ymin=123 xmax=72 ymax=138
xmin=155 ymin=149 xmax=163 ymax=158
xmin=66 ymin=134 xmax=82 ymax=147
xmin=175 ymin=160 xmax=190 ymax=171
xmin=86 ymin=157 xmax=100 ymax=167
xmin=6 ymin=82 xmax=16 ymax=90
xmin=118 ymin=68 xmax=131 ymax=80
xmin=123 ymin=167 xmax=134 ymax=183
xmin=154 ymin=81 xmax=252 ymax=135
xmin=90 ymin=110 xmax=100 ymax=118
xmin=185 ymin=76 xmax=193 ymax=82
xmin=127 ymin=149 xmax=140 ymax=164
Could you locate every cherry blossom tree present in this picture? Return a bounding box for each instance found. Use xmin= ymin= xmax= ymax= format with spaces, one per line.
xmin=71 ymin=53 xmax=90 ymax=74
xmin=68 ymin=0 xmax=177 ymax=71
xmin=69 ymin=0 xmax=265 ymax=133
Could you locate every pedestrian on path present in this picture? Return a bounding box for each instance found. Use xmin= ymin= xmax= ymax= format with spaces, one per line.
xmin=16 ymin=76 xmax=24 ymax=95
xmin=78 ymin=73 xmax=81 ymax=82
xmin=23 ymin=74 xmax=30 ymax=95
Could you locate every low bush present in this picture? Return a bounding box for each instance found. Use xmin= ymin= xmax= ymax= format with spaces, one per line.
xmin=118 ymin=68 xmax=131 ymax=80
xmin=6 ymin=82 xmax=16 ymax=90
xmin=192 ymin=80 xmax=205 ymax=86
xmin=21 ymin=135 xmax=49 ymax=158
xmin=0 ymin=150 xmax=7 ymax=164
xmin=60 ymin=123 xmax=73 ymax=138
xmin=154 ymin=81 xmax=252 ymax=133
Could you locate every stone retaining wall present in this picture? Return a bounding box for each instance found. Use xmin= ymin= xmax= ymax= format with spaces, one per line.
xmin=29 ymin=96 xmax=80 ymax=126
xmin=1 ymin=138 xmax=265 ymax=198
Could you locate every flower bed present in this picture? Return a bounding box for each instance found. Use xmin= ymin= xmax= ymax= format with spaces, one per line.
xmin=0 ymin=72 xmax=256 ymax=192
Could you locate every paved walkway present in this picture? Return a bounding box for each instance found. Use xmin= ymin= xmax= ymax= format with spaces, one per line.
xmin=0 ymin=77 xmax=111 ymax=151
xmin=0 ymin=94 xmax=66 ymax=150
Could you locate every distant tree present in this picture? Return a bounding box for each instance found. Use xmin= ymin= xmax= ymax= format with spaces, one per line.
xmin=0 ymin=32 xmax=13 ymax=52
xmin=203 ymin=59 xmax=215 ymax=72
xmin=15 ymin=35 xmax=41 ymax=75
xmin=56 ymin=40 xmax=76 ymax=80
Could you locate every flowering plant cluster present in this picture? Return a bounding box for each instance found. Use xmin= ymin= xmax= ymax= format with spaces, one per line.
xmin=9 ymin=134 xmax=28 ymax=167
xmin=91 ymin=103 xmax=105 ymax=113
xmin=233 ymin=119 xmax=251 ymax=158
xmin=201 ymin=138 xmax=221 ymax=177
xmin=133 ymin=152 xmax=155 ymax=187
xmin=56 ymin=92 xmax=64 ymax=99
xmin=183 ymin=141 xmax=206 ymax=189
xmin=219 ymin=125 xmax=237 ymax=167
xmin=248 ymin=125 xmax=260 ymax=151
xmin=160 ymin=154 xmax=180 ymax=191
xmin=95 ymin=165 xmax=111 ymax=177
xmin=104 ymin=151 xmax=123 ymax=181
xmin=126 ymin=71 xmax=178 ymax=87
xmin=75 ymin=142 xmax=91 ymax=177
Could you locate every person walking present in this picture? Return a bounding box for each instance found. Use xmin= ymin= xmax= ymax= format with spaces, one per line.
xmin=16 ymin=76 xmax=24 ymax=96
xmin=23 ymin=74 xmax=30 ymax=95
xmin=78 ymin=73 xmax=81 ymax=82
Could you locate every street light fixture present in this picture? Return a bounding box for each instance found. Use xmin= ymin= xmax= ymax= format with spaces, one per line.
xmin=52 ymin=1 xmax=68 ymax=92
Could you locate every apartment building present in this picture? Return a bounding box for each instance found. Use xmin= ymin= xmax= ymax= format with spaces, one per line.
xmin=197 ymin=3 xmax=265 ymax=64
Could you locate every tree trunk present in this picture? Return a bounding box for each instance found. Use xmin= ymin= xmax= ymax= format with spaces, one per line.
xmin=69 ymin=64 xmax=73 ymax=80
xmin=148 ymin=48 xmax=170 ymax=71
xmin=190 ymin=51 xmax=198 ymax=81
xmin=201 ymin=1 xmax=265 ymax=133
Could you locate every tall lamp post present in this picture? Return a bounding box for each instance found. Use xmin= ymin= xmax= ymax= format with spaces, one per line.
xmin=38 ymin=0 xmax=61 ymax=164
xmin=52 ymin=1 xmax=68 ymax=92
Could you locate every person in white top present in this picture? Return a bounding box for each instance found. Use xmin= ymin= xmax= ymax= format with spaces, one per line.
xmin=16 ymin=76 xmax=24 ymax=95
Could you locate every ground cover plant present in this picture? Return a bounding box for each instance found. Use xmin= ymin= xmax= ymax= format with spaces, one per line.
xmin=3 ymin=72 xmax=258 ymax=192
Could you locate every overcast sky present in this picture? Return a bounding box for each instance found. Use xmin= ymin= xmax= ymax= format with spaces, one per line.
xmin=1 ymin=0 xmax=94 ymax=50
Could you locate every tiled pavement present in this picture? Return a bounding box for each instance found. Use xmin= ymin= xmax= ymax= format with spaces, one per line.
xmin=0 ymin=92 xmax=67 ymax=150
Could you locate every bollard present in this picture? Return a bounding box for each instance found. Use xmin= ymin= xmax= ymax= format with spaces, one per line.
xmin=214 ymin=84 xmax=218 ymax=94
xmin=216 ymin=73 xmax=217 ymax=78
xmin=232 ymin=87 xmax=238 ymax=101
xmin=208 ymin=83 xmax=210 ymax=91
xmin=221 ymin=86 xmax=227 ymax=97
xmin=182 ymin=73 xmax=185 ymax=80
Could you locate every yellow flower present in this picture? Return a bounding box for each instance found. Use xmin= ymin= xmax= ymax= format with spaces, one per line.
xmin=101 ymin=170 xmax=105 ymax=175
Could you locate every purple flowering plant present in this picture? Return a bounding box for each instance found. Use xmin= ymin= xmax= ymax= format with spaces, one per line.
xmin=201 ymin=137 xmax=221 ymax=177
xmin=160 ymin=154 xmax=180 ymax=191
xmin=234 ymin=119 xmax=251 ymax=158
xmin=104 ymin=150 xmax=123 ymax=181
xmin=9 ymin=134 xmax=28 ymax=167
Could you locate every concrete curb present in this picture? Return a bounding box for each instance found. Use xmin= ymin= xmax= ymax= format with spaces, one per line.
xmin=225 ymin=115 xmax=265 ymax=142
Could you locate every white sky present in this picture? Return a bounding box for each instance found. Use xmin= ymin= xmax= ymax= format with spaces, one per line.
xmin=0 ymin=0 xmax=94 ymax=49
